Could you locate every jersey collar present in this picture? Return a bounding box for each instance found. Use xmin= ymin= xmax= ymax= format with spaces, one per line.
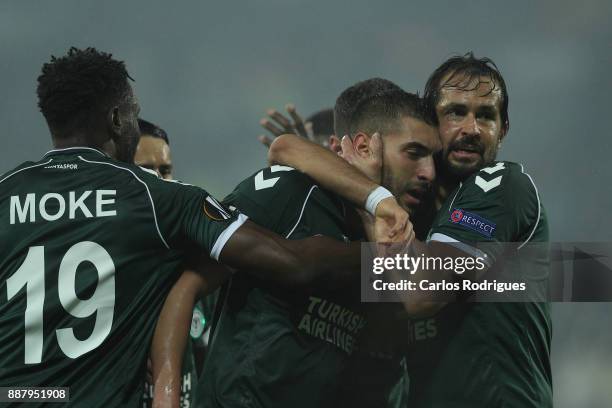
xmin=42 ymin=147 xmax=109 ymax=159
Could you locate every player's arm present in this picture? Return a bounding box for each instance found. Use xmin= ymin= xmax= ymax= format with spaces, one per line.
xmin=269 ymin=133 xmax=377 ymax=210
xmin=219 ymin=220 xmax=361 ymax=288
xmin=387 ymin=238 xmax=484 ymax=317
xmin=151 ymin=259 xmax=229 ymax=408
xmin=143 ymin=170 xmax=359 ymax=286
xmin=268 ymin=133 xmax=409 ymax=241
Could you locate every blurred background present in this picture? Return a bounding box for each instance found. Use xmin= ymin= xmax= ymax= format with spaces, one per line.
xmin=1 ymin=1 xmax=610 ymax=406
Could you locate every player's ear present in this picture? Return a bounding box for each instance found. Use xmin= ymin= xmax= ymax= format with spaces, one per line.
xmin=497 ymin=123 xmax=507 ymax=151
xmin=500 ymin=119 xmax=509 ymax=141
xmin=353 ymin=132 xmax=371 ymax=158
xmin=328 ymin=135 xmax=342 ymax=155
xmin=107 ymin=106 xmax=122 ymax=137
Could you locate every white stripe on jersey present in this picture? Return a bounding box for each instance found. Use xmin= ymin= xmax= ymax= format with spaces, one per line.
xmin=0 ymin=159 xmax=53 ymax=185
xmin=428 ymin=232 xmax=492 ymax=267
xmin=77 ymin=156 xmax=170 ymax=249
xmin=210 ymin=213 xmax=249 ymax=261
xmin=518 ymin=169 xmax=542 ymax=250
xmin=43 ymin=146 xmax=107 ymax=158
xmin=448 ymin=182 xmax=462 ymax=210
xmin=286 ymin=185 xmax=318 ymax=238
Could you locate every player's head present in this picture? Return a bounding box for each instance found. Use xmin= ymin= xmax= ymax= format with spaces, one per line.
xmin=424 ymin=52 xmax=509 ymax=181
xmin=135 ymin=119 xmax=173 ymax=180
xmin=334 ymin=77 xmax=404 ymax=139
xmin=305 ymin=108 xmax=334 ymax=147
xmin=37 ymin=47 xmax=140 ymax=163
xmin=336 ymin=78 xmax=438 ymax=213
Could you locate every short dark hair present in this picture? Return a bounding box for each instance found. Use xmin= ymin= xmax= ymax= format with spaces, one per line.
xmin=37 ymin=47 xmax=133 ymax=134
xmin=335 ymin=78 xmax=430 ymax=138
xmin=423 ymin=52 xmax=509 ymax=131
xmin=334 ymin=78 xmax=401 ymax=137
xmin=138 ymin=118 xmax=169 ymax=145
xmin=306 ymin=108 xmax=333 ymax=145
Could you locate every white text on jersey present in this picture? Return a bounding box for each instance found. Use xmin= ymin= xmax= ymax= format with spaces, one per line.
xmin=9 ymin=190 xmax=117 ymax=224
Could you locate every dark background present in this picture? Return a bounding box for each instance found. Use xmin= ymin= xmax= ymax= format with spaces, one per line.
xmin=1 ymin=1 xmax=610 ymax=405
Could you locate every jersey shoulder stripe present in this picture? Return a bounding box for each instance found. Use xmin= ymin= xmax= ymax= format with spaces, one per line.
xmin=77 ymin=155 xmax=170 ymax=249
xmin=286 ymin=185 xmax=318 ymax=238
xmin=516 ymin=164 xmax=542 ymax=249
xmin=0 ymin=159 xmax=52 ymax=185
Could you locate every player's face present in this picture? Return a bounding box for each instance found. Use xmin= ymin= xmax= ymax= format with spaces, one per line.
xmin=134 ymin=136 xmax=173 ymax=180
xmin=435 ymin=74 xmax=506 ymax=180
xmin=114 ymin=85 xmax=141 ymax=164
xmin=382 ymin=116 xmax=438 ymax=213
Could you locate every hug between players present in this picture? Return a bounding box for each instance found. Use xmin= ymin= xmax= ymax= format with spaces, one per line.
xmin=0 ymin=48 xmax=551 ymax=408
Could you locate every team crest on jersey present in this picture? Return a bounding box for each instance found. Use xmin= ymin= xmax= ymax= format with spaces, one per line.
xmin=450 ymin=208 xmax=496 ymax=238
xmin=190 ymin=307 xmax=206 ymax=339
xmin=203 ymin=196 xmax=232 ymax=221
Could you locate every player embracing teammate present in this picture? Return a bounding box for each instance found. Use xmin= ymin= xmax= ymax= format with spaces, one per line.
xmin=270 ymin=53 xmax=552 ymax=407
xmin=0 ymin=47 xmax=551 ymax=408
xmin=0 ymin=47 xmax=404 ymax=407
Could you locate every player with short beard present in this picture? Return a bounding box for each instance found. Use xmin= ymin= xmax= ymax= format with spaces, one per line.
xmin=147 ymin=99 xmax=414 ymax=407
xmin=197 ymin=79 xmax=437 ymax=408
xmin=269 ymin=53 xmax=552 ymax=408
xmin=403 ymin=52 xmax=551 ymax=408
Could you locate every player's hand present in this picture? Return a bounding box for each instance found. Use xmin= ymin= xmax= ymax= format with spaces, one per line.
xmin=374 ymin=197 xmax=414 ymax=243
xmin=339 ymin=132 xmax=383 ymax=184
xmin=258 ymin=104 xmax=313 ymax=147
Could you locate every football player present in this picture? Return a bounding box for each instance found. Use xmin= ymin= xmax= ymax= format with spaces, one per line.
xmin=269 ymin=53 xmax=552 ymax=408
xmin=134 ymin=119 xmax=173 ymax=180
xmin=133 ymin=120 xmax=206 ymax=408
xmin=151 ymin=105 xmax=338 ymax=407
xmin=197 ymin=79 xmax=438 ymax=408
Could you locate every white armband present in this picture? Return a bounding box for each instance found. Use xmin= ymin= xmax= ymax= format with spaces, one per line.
xmin=365 ymin=186 xmax=393 ymax=216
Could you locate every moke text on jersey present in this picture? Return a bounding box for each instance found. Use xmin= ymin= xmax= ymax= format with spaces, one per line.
xmin=9 ymin=190 xmax=117 ymax=224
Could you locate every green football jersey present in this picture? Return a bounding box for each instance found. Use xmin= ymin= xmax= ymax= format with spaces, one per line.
xmin=197 ymin=165 xmax=367 ymax=408
xmin=0 ymin=147 xmax=246 ymax=407
xmin=406 ymin=161 xmax=552 ymax=407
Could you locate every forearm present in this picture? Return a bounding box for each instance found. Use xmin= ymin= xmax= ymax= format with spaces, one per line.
xmin=151 ymin=271 xmax=200 ymax=408
xmin=220 ymin=221 xmax=361 ymax=288
xmin=289 ymin=236 xmax=362 ymax=288
xmin=384 ymin=239 xmax=488 ymax=316
xmin=268 ymin=134 xmax=378 ymax=208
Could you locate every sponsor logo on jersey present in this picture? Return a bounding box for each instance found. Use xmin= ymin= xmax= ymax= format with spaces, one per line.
xmin=44 ymin=163 xmax=78 ymax=170
xmin=449 ymin=208 xmax=496 ymax=238
xmin=297 ymin=296 xmax=366 ymax=354
xmin=203 ymin=196 xmax=231 ymax=221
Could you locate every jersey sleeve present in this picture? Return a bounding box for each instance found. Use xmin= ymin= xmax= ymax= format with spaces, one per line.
xmin=223 ymin=166 xmax=346 ymax=240
xmin=137 ymin=167 xmax=248 ymax=260
xmin=429 ymin=162 xmax=542 ymax=263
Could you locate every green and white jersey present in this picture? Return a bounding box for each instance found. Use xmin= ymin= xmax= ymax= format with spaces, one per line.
xmin=198 ymin=165 xmax=366 ymax=408
xmin=0 ymin=147 xmax=246 ymax=407
xmin=407 ymin=161 xmax=552 ymax=408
